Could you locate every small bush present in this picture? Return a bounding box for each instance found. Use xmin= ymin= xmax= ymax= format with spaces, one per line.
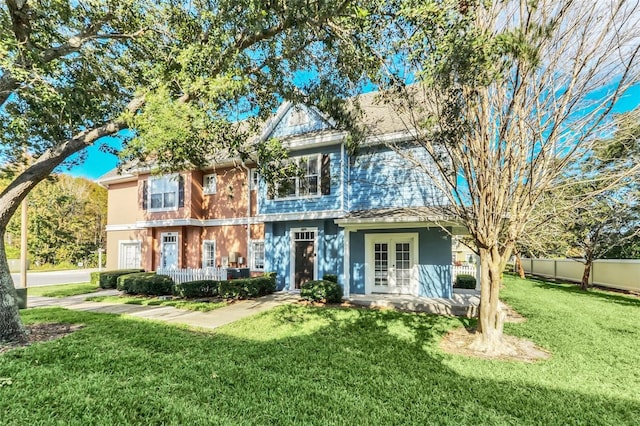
xmin=455 ymin=274 xmax=477 ymax=289
xmin=174 ymin=280 xmax=219 ymax=298
xmin=300 ymin=280 xmax=343 ymax=303
xmin=218 ymin=275 xmax=276 ymax=299
xmin=117 ymin=272 xmax=174 ymax=296
xmin=322 ymin=274 xmax=338 ymax=283
xmin=93 ymin=269 xmax=145 ymax=289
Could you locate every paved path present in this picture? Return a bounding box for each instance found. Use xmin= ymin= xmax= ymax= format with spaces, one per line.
xmin=27 ymin=291 xmax=300 ymax=330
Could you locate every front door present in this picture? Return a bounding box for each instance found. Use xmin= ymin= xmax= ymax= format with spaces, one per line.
xmin=161 ymin=233 xmax=178 ymax=269
xmin=367 ymin=234 xmax=417 ymax=294
xmin=293 ymin=229 xmax=316 ymax=289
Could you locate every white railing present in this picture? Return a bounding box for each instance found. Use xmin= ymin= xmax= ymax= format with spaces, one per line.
xmin=452 ymin=264 xmax=477 ymax=278
xmin=156 ymin=267 xmax=227 ymax=284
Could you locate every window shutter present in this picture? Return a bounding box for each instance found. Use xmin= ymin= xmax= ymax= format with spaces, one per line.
xmin=178 ymin=175 xmax=185 ymax=208
xmin=321 ymin=154 xmax=331 ymax=195
xmin=141 ymin=180 xmax=148 ymax=210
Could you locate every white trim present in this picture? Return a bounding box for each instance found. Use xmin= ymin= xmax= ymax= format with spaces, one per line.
xmin=250 ymin=239 xmax=265 ymax=272
xmin=364 ymin=232 xmax=419 ymax=296
xmin=343 ymin=230 xmax=350 ymax=297
xmin=202 ymin=217 xmax=261 ymax=226
xmin=96 ymin=173 xmax=137 ymax=187
xmin=136 ymin=218 xmax=202 ymax=228
xmin=290 ymin=227 xmax=319 ymax=291
xmin=148 ymin=174 xmax=180 ymax=212
xmin=258 ymin=210 xmax=345 ymax=223
xmin=202 ymin=240 xmax=216 ymax=268
xmin=106 ymin=224 xmax=147 ymax=232
xmin=283 ymin=131 xmax=345 ymax=151
xmin=361 ymin=130 xmax=417 ymax=147
xmin=336 ymin=218 xmax=467 ymax=234
xmin=118 ymin=240 xmax=142 ymax=269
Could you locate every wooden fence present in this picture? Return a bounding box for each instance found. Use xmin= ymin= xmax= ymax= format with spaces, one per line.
xmin=156 ymin=267 xmax=227 ymax=285
xmin=520 ymin=258 xmax=640 ymax=293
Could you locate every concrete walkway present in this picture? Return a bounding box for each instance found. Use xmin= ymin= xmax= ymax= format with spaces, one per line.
xmin=26 ymin=288 xmax=480 ymax=330
xmin=27 ymin=290 xmax=300 ymax=330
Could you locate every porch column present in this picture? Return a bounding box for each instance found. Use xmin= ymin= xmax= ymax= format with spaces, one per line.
xmin=343 ymin=229 xmax=350 ymax=297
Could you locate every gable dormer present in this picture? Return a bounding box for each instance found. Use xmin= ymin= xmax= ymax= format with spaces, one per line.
xmin=262 ymin=102 xmax=335 ymax=140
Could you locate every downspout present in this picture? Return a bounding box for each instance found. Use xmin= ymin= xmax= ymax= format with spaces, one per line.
xmin=241 ymin=162 xmax=251 ymax=270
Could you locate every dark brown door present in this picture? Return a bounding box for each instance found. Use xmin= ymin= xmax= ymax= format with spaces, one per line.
xmin=294 ymin=240 xmax=315 ymax=289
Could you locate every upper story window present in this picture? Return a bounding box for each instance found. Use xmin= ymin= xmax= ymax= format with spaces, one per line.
xmin=203 ymin=174 xmax=217 ymax=195
xmin=275 ymin=154 xmax=321 ymax=199
xmin=149 ymin=175 xmax=179 ymax=211
xmin=250 ymin=169 xmax=259 ymax=190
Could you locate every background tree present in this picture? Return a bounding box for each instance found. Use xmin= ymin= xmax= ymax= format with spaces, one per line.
xmin=518 ymin=108 xmax=640 ymax=289
xmin=369 ymin=0 xmax=640 ymax=355
xmin=4 ymin=175 xmax=107 ymax=268
xmin=0 ymin=0 xmax=380 ymax=343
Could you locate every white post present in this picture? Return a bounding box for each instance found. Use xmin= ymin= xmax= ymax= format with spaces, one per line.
xmin=98 ymin=248 xmax=104 ymax=272
xmin=20 ymin=196 xmax=28 ymax=289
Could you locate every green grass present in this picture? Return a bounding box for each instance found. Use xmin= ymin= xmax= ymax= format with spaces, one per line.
xmin=1 ymin=275 xmax=639 ymax=425
xmin=25 ymin=282 xmax=99 ymax=297
xmin=86 ymin=295 xmax=227 ymax=312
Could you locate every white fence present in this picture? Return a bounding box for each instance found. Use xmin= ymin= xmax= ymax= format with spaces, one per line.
xmin=452 ymin=264 xmax=477 ymax=278
xmin=156 ymin=267 xmax=227 ymax=284
xmin=520 ymin=258 xmax=640 ymax=293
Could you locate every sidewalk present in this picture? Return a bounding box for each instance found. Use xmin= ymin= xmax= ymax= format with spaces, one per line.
xmin=27 ymin=290 xmax=300 ymax=330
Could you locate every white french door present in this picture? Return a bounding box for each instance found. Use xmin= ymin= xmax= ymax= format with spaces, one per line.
xmin=366 ymin=233 xmax=418 ymax=294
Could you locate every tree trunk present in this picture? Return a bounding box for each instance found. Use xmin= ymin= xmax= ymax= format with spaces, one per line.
xmin=515 ymin=252 xmax=526 ymax=279
xmin=470 ymin=245 xmax=516 ymax=356
xmin=0 ymin=236 xmax=27 ymax=343
xmin=580 ymin=258 xmax=592 ymax=290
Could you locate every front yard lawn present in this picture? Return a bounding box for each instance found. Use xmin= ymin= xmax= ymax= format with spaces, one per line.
xmin=86 ymin=295 xmax=227 ymax=312
xmin=25 ymin=282 xmax=98 ymax=297
xmin=1 ymin=275 xmax=638 ymax=424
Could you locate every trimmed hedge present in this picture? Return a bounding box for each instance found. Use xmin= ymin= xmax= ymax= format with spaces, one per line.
xmin=174 ymin=280 xmax=219 ymax=298
xmin=92 ymin=269 xmax=145 ymax=289
xmin=218 ymin=275 xmax=277 ymax=299
xmin=322 ymin=274 xmax=338 ymax=283
xmin=300 ymin=280 xmax=343 ymax=303
xmin=455 ymin=274 xmax=477 ymax=289
xmin=116 ymin=272 xmax=174 ymax=296
xmin=174 ymin=275 xmax=277 ymax=300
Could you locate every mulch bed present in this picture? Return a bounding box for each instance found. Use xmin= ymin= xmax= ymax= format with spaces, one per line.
xmin=0 ymin=323 xmax=83 ymax=354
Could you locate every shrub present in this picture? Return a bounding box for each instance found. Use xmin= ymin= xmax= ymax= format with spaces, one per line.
xmin=93 ymin=269 xmax=145 ymax=289
xmin=300 ymin=280 xmax=343 ymax=303
xmin=174 ymin=280 xmax=219 ymax=298
xmin=218 ymin=275 xmax=276 ymax=299
xmin=455 ymin=274 xmax=477 ymax=289
xmin=322 ymin=274 xmax=338 ymax=283
xmin=116 ymin=272 xmax=174 ymax=296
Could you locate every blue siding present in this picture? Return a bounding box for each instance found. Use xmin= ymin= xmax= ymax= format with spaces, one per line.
xmin=264 ymin=220 xmax=344 ymax=291
xmin=348 ymin=227 xmax=451 ymax=298
xmin=348 ymin=145 xmax=447 ymax=211
xmin=259 ymin=145 xmax=343 ymax=215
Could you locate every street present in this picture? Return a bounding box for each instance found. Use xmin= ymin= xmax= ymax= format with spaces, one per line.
xmin=11 ymin=268 xmax=98 ymax=288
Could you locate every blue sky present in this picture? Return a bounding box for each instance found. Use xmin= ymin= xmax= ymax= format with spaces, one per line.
xmin=65 ymin=84 xmax=640 ymax=181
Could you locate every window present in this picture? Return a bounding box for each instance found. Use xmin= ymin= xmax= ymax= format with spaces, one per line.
xmin=149 ymin=175 xmax=178 ymax=211
xmin=202 ymin=240 xmax=216 ymax=268
xmin=275 ymin=154 xmax=321 ymax=199
xmin=250 ymin=240 xmax=265 ymax=271
xmin=203 ymin=174 xmax=217 ymax=195
xmin=250 ymin=169 xmax=259 ymax=190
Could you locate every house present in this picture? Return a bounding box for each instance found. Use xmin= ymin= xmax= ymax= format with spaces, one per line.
xmin=97 ymin=91 xmax=466 ymax=298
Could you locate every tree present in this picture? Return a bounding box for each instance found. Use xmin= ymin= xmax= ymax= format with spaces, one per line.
xmin=369 ymin=0 xmax=640 ymax=354
xmin=0 ymin=0 xmax=379 ymax=343
xmin=4 ymin=175 xmax=107 ymax=267
xmin=518 ymin=108 xmax=640 ymax=289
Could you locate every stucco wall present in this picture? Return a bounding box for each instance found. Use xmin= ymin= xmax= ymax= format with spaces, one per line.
xmin=107 ymin=181 xmax=143 ymax=225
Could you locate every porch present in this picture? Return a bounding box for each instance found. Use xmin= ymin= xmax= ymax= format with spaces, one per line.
xmin=344 ymin=288 xmax=480 ymax=318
